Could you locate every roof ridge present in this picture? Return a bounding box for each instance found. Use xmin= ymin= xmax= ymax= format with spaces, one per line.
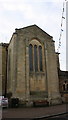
xmin=15 ymin=24 xmax=52 ymax=38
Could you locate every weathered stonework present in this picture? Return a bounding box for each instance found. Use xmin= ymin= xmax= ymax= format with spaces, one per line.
xmin=0 ymin=43 xmax=8 ymax=96
xmin=6 ymin=25 xmax=62 ymax=105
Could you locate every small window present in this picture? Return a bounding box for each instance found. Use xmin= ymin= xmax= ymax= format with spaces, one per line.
xmin=67 ymin=84 xmax=68 ymax=91
xmin=34 ymin=45 xmax=38 ymax=72
xmin=29 ymin=44 xmax=33 ymax=71
xmin=39 ymin=46 xmax=43 ymax=71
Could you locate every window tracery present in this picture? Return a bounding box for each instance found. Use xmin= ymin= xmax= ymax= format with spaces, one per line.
xmin=29 ymin=39 xmax=43 ymax=72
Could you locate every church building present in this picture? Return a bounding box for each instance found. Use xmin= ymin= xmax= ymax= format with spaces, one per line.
xmin=1 ymin=25 xmax=67 ymax=106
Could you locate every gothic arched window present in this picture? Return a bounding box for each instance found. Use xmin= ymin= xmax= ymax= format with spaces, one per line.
xmin=29 ymin=39 xmax=44 ymax=72
xmin=39 ymin=46 xmax=43 ymax=71
xmin=34 ymin=45 xmax=38 ymax=72
xmin=29 ymin=44 xmax=33 ymax=71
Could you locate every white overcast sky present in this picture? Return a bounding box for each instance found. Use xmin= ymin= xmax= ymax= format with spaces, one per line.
xmin=0 ymin=0 xmax=67 ymax=71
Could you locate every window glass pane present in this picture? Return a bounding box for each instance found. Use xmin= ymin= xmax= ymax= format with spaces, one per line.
xmin=29 ymin=44 xmax=33 ymax=71
xmin=34 ymin=45 xmax=38 ymax=72
xmin=67 ymin=84 xmax=68 ymax=90
xmin=39 ymin=46 xmax=43 ymax=71
xmin=63 ymin=84 xmax=65 ymax=91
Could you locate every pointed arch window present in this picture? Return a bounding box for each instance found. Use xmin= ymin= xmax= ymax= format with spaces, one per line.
xmin=39 ymin=46 xmax=43 ymax=71
xmin=29 ymin=40 xmax=44 ymax=72
xmin=34 ymin=45 xmax=38 ymax=72
xmin=29 ymin=44 xmax=33 ymax=71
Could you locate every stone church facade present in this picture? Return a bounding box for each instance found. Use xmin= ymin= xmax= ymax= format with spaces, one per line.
xmin=0 ymin=25 xmax=68 ymax=105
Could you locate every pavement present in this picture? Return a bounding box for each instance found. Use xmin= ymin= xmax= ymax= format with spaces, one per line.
xmin=2 ymin=104 xmax=68 ymax=119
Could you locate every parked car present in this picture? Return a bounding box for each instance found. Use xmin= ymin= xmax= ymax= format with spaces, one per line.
xmin=0 ymin=97 xmax=8 ymax=108
xmin=0 ymin=96 xmax=4 ymax=107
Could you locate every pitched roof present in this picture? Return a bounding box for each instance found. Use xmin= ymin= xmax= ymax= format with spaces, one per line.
xmin=15 ymin=24 xmax=53 ymax=39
